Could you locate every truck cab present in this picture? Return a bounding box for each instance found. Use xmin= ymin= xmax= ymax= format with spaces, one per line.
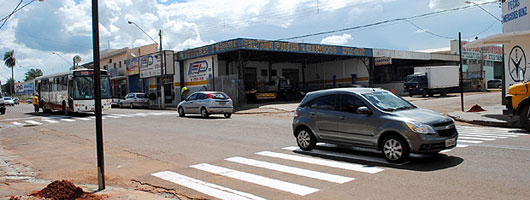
xmin=404 ymin=73 xmax=428 ymax=97
xmin=505 ymin=82 xmax=530 ymax=131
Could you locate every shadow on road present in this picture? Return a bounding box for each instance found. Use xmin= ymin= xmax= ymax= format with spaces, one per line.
xmin=291 ymin=144 xmax=463 ymax=172
xmin=177 ymin=115 xmax=230 ymax=120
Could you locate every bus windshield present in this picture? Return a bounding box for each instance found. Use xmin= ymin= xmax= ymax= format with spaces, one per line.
xmin=74 ymin=76 xmax=111 ymax=100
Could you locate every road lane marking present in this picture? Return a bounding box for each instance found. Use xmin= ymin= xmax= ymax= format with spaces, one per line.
xmin=283 ymin=147 xmax=407 ymax=165
xmin=25 ymin=120 xmax=42 ymax=125
xmin=12 ymin=122 xmax=26 ymax=126
xmin=460 ymin=132 xmax=519 ymax=137
xmin=225 ymin=156 xmax=354 ymax=184
xmin=74 ymin=117 xmax=91 ymax=121
xmin=152 ymin=171 xmax=267 ymax=200
xmin=42 ymin=119 xmax=59 ymax=123
xmin=457 ymin=140 xmax=483 ymax=144
xmin=457 ymin=144 xmax=469 ymax=148
xmin=458 ymin=136 xmax=495 ymax=141
xmin=191 ymin=163 xmax=318 ymax=196
xmin=60 ymin=118 xmax=75 ymax=122
xmin=458 ymin=129 xmax=526 ymax=136
xmin=459 ymin=134 xmax=507 ymax=139
xmin=105 ymin=115 xmax=121 ymax=118
xmin=256 ymin=151 xmax=384 ymax=174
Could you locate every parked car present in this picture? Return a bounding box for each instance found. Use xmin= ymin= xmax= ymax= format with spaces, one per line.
xmin=3 ymin=97 xmax=15 ymax=106
xmin=487 ymin=79 xmax=502 ymax=89
xmin=178 ymin=91 xmax=233 ymax=118
xmin=26 ymin=98 xmax=33 ymax=104
xmin=13 ymin=97 xmax=19 ymax=105
xmin=111 ymin=98 xmax=123 ymax=108
xmin=120 ymin=93 xmax=149 ymax=108
xmin=292 ymin=88 xmax=458 ymax=163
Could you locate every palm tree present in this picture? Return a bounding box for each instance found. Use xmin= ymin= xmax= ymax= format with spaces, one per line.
xmin=3 ymin=50 xmax=16 ymax=95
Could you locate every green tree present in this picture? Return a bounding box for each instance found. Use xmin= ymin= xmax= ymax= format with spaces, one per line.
xmin=3 ymin=50 xmax=16 ymax=95
xmin=24 ymin=68 xmax=43 ymax=81
xmin=1 ymin=78 xmax=14 ymax=96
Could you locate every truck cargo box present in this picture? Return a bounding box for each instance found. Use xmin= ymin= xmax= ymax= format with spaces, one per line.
xmin=414 ymin=66 xmax=459 ymax=89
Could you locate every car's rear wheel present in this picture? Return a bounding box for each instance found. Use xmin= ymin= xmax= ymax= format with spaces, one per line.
xmin=296 ymin=127 xmax=316 ymax=151
xmin=382 ymin=135 xmax=410 ymax=163
xmin=224 ymin=113 xmax=231 ymax=118
xmin=201 ymin=108 xmax=209 ymax=118
xmin=178 ymin=107 xmax=185 ymax=117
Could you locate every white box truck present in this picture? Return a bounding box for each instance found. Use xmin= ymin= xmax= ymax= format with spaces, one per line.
xmin=404 ymin=66 xmax=459 ymax=97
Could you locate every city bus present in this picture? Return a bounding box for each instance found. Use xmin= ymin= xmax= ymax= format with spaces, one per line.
xmin=34 ymin=69 xmax=112 ymax=114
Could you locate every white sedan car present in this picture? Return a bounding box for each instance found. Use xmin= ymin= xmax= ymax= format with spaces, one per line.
xmin=3 ymin=97 xmax=15 ymax=106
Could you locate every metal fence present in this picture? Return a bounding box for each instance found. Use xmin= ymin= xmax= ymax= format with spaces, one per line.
xmin=209 ymin=74 xmax=244 ymax=106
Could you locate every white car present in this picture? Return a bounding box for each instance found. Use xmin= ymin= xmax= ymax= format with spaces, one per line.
xmin=4 ymin=97 xmax=15 ymax=106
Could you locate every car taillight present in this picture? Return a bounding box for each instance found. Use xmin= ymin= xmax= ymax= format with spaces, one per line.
xmin=134 ymin=98 xmax=137 ymax=102
xmin=207 ymin=93 xmax=213 ymax=99
xmin=294 ymin=111 xmax=299 ymax=117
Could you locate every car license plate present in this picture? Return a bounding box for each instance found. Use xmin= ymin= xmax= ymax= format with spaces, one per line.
xmin=219 ymin=102 xmax=226 ymax=105
xmin=445 ymin=138 xmax=456 ymax=147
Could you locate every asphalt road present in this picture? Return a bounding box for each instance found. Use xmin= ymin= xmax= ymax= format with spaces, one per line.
xmin=1 ymin=93 xmax=529 ymax=200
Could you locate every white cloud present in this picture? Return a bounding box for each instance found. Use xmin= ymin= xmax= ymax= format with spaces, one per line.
xmin=320 ymin=33 xmax=353 ymax=45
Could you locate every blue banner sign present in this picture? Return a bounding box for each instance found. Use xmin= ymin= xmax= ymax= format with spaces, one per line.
xmin=177 ymin=38 xmax=373 ymax=60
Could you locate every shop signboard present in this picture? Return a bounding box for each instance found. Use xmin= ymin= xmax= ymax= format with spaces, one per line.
xmin=140 ymin=53 xmax=161 ymax=78
xmin=374 ymin=57 xmax=392 ymax=66
xmin=502 ymin=0 xmax=530 ymax=91
xmin=186 ymin=58 xmax=212 ymax=83
xmin=177 ymin=38 xmax=373 ymax=60
xmin=127 ymin=57 xmax=139 ymax=75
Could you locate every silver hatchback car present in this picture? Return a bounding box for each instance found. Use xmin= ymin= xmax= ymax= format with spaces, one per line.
xmin=178 ymin=91 xmax=233 ymax=118
xmin=292 ymin=88 xmax=458 ymax=163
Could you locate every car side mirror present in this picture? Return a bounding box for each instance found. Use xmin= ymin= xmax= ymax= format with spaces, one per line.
xmin=357 ymin=106 xmax=372 ymax=115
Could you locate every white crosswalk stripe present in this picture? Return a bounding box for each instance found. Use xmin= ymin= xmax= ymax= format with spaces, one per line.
xmin=74 ymin=117 xmax=91 ymax=121
xmin=25 ymin=120 xmax=42 ymax=125
xmin=60 ymin=118 xmax=75 ymax=122
xmin=12 ymin=122 xmax=26 ymax=126
xmin=458 ymin=136 xmax=495 ymax=141
xmin=42 ymin=119 xmax=59 ymax=123
xmin=191 ymin=163 xmax=319 ymax=196
xmin=152 ymin=171 xmax=267 ymax=200
xmin=225 ymin=156 xmax=354 ymax=183
xmin=457 ymin=139 xmax=483 ymax=144
xmin=256 ymin=151 xmax=384 ymax=174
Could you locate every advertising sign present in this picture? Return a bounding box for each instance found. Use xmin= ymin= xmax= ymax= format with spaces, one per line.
xmin=503 ymin=0 xmax=530 ymax=33
xmin=140 ymin=53 xmax=161 ymax=78
xmin=15 ymin=82 xmax=34 ymax=94
xmin=184 ymin=56 xmax=212 ymax=84
xmin=127 ymin=57 xmax=139 ymax=76
xmin=374 ymin=57 xmax=392 ymax=66
xmin=177 ymin=38 xmax=373 ymax=60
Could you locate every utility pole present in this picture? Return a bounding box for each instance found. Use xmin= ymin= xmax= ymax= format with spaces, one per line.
xmin=91 ymin=0 xmax=105 ymax=191
xmin=159 ymin=29 xmax=165 ymax=109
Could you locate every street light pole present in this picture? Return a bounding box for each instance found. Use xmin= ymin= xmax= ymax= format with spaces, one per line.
xmin=159 ymin=30 xmax=165 ymax=109
xmin=459 ymin=32 xmax=465 ymax=112
xmin=91 ymin=0 xmax=105 ymax=191
xmin=465 ymin=1 xmax=502 ymax=22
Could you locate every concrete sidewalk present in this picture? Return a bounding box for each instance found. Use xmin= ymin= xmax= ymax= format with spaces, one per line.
xmin=448 ymin=105 xmax=521 ymax=128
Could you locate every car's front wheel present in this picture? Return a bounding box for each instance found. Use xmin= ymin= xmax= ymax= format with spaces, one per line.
xmin=519 ymin=104 xmax=530 ymax=131
xmin=382 ymin=135 xmax=410 ymax=163
xmin=224 ymin=113 xmax=232 ymax=118
xmin=296 ymin=127 xmax=316 ymax=151
xmin=178 ymin=107 xmax=185 ymax=117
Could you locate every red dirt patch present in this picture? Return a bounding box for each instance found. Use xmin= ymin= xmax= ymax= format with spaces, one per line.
xmin=467 ymin=104 xmax=486 ymax=112
xmin=29 ymin=180 xmax=104 ymax=200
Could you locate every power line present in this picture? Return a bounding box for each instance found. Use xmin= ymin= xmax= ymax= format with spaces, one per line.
xmin=0 ymin=0 xmax=24 ymax=30
xmin=277 ymin=0 xmax=498 ymax=41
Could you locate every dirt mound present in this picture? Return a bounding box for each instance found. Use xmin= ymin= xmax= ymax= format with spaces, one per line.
xmin=467 ymin=104 xmax=486 ymax=112
xmin=30 ymin=180 xmax=104 ymax=200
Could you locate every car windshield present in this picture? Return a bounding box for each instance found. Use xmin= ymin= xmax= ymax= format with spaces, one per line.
xmin=74 ymin=76 xmax=111 ymax=100
xmin=405 ymin=75 xmax=421 ymax=82
xmin=5 ymin=97 xmax=11 ymax=100
xmin=362 ymin=91 xmax=416 ymax=112
xmin=210 ymin=93 xmax=229 ymax=99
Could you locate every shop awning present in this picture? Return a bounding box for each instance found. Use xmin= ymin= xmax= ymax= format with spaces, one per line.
xmin=464 ymin=30 xmax=530 ymax=48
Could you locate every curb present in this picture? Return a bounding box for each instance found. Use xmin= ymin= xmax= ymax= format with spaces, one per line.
xmin=448 ymin=113 xmax=521 ymax=128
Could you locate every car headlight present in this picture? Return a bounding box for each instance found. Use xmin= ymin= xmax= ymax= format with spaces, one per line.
xmin=405 ymin=121 xmax=435 ymax=134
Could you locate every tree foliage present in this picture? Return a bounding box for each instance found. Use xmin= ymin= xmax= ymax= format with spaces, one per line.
xmin=24 ymin=68 xmax=43 ymax=81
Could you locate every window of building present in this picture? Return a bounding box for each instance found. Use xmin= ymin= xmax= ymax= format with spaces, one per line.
xmin=103 ymin=65 xmax=108 ymax=70
xmin=261 ymin=69 xmax=268 ymax=76
xmin=271 ymin=69 xmax=277 ymax=76
xmin=114 ymin=63 xmax=117 ymax=69
xmin=119 ymin=61 xmax=122 ymax=68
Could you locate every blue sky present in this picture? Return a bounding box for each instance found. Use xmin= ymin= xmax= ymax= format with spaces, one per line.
xmin=0 ymin=0 xmax=502 ymax=83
